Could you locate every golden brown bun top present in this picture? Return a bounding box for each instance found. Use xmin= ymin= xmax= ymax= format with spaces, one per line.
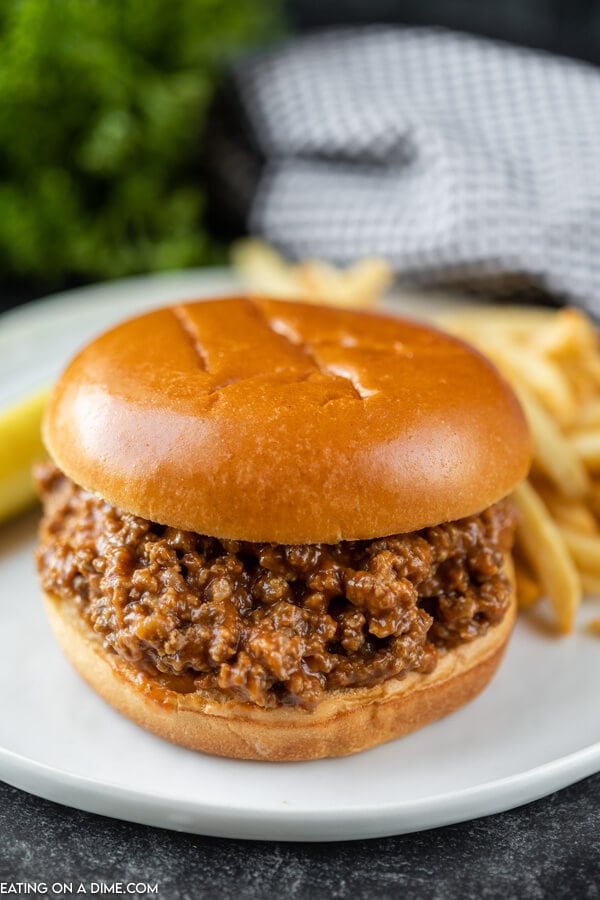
xmin=44 ymin=297 xmax=531 ymax=542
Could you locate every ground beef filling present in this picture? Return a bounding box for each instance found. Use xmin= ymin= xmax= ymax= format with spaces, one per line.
xmin=36 ymin=465 xmax=516 ymax=710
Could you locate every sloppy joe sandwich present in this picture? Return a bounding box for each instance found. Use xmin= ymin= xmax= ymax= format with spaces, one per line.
xmin=36 ymin=297 xmax=531 ymax=760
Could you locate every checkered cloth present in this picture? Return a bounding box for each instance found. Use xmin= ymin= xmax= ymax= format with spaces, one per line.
xmin=222 ymin=27 xmax=600 ymax=312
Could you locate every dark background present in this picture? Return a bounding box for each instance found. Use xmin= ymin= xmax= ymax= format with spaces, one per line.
xmin=5 ymin=0 xmax=600 ymax=306
xmin=2 ymin=776 xmax=600 ymax=899
xmin=3 ymin=1 xmax=600 ymax=895
xmin=287 ymin=0 xmax=600 ymax=65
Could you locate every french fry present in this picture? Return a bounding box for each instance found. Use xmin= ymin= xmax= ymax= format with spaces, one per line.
xmin=531 ymin=308 xmax=597 ymax=359
xmin=438 ymin=307 xmax=554 ymax=339
xmin=590 ymin=482 xmax=600 ymax=518
xmin=441 ymin=301 xmax=600 ymax=627
xmin=511 ymin=482 xmax=580 ymax=633
xmin=298 ymin=258 xmax=392 ymax=308
xmin=587 ymin=619 xmax=600 ymax=636
xmin=569 ymin=431 xmax=600 ymax=471
xmin=515 ymin=386 xmax=589 ymax=498
xmin=480 ymin=339 xmax=577 ymax=425
xmin=558 ymin=527 xmax=600 ymax=577
xmin=581 ymin=355 xmax=600 ymax=388
xmin=232 ymin=239 xmax=393 ymax=308
xmin=536 ymin=490 xmax=598 ymax=535
xmin=580 ymin=574 xmax=600 ymax=596
xmin=231 ymin=240 xmax=302 ymax=298
xmin=514 ymin=561 xmax=543 ymax=609
xmin=560 ymin=362 xmax=598 ymax=405
xmin=576 ymin=400 xmax=600 ymax=430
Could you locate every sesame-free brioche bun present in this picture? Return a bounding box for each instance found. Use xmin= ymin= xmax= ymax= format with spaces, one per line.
xmin=42 ymin=564 xmax=516 ymax=761
xmin=43 ymin=297 xmax=530 ymax=543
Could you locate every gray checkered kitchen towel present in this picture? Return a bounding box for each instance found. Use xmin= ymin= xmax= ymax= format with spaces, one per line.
xmin=222 ymin=27 xmax=600 ymax=312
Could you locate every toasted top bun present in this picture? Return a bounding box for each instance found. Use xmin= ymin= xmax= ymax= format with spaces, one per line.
xmin=43 ymin=297 xmax=531 ymax=543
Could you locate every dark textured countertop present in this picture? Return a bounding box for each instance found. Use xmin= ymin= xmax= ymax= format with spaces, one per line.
xmin=2 ymin=775 xmax=600 ymax=899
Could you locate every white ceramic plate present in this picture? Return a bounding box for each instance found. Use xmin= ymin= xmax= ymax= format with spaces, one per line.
xmin=1 ymin=269 xmax=600 ymax=842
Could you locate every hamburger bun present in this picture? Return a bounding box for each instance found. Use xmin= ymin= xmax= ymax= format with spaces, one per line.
xmin=43 ymin=297 xmax=530 ymax=544
xmin=38 ymin=297 xmax=530 ymax=760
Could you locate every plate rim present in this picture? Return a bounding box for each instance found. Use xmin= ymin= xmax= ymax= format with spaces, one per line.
xmin=2 ymin=739 xmax=600 ymax=841
xmin=2 ymin=268 xmax=599 ymax=841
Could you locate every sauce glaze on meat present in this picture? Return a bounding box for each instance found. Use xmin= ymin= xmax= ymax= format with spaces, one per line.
xmin=36 ymin=465 xmax=516 ymax=709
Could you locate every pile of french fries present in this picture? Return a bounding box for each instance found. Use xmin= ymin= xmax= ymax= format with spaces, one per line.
xmin=439 ymin=307 xmax=600 ymax=633
xmin=232 ymin=239 xmax=393 ymax=309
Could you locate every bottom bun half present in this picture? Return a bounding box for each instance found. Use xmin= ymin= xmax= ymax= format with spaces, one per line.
xmin=43 ymin=569 xmax=516 ymax=761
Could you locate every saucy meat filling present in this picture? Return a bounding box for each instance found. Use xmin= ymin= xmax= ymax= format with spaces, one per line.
xmin=36 ymin=465 xmax=516 ymax=709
